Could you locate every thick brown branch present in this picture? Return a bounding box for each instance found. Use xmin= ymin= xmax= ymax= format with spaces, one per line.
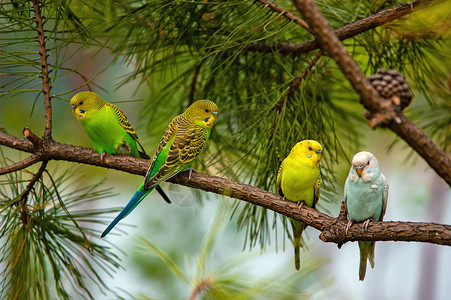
xmin=387 ymin=115 xmax=451 ymax=185
xmin=1 ymin=129 xmax=450 ymax=246
xmin=256 ymin=0 xmax=312 ymax=33
xmin=32 ymin=0 xmax=52 ymax=139
xmin=0 ymin=155 xmax=41 ymax=175
xmin=293 ymin=0 xmax=451 ymax=186
xmin=245 ymin=0 xmax=434 ymax=55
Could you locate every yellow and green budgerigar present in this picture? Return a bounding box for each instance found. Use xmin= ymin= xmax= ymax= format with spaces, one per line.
xmin=276 ymin=140 xmax=323 ymax=270
xmin=70 ymin=91 xmax=149 ymax=160
xmin=101 ymin=100 xmax=219 ymax=238
xmin=70 ymin=91 xmax=171 ymax=204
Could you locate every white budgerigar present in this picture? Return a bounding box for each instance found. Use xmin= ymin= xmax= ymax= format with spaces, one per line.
xmin=345 ymin=151 xmax=388 ymax=281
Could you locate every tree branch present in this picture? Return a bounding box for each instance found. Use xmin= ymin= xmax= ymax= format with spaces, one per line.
xmin=256 ymin=0 xmax=312 ymax=34
xmin=0 ymin=155 xmax=41 ymax=175
xmin=245 ymin=0 xmax=434 ymax=55
xmin=292 ymin=0 xmax=451 ymax=186
xmin=32 ymin=0 xmax=52 ymax=140
xmin=17 ymin=160 xmax=48 ymax=206
xmin=1 ymin=129 xmax=450 ymax=246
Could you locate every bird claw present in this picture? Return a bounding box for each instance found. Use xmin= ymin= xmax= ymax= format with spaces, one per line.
xmin=363 ymin=219 xmax=372 ymax=230
xmin=297 ymin=201 xmax=304 ymax=210
xmin=186 ymin=167 xmax=196 ymax=180
xmin=115 ymin=143 xmax=131 ymax=153
xmin=345 ymin=219 xmax=353 ymax=235
xmin=100 ymin=152 xmax=106 ymax=161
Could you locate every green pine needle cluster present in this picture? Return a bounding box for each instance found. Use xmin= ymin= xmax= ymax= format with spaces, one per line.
xmin=0 ymin=158 xmax=122 ymax=299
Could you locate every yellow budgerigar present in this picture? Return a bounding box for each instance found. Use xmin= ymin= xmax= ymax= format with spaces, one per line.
xmin=276 ymin=140 xmax=322 ymax=270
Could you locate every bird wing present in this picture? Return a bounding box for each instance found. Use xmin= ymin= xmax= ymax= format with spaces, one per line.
xmin=276 ymin=159 xmax=285 ymax=196
xmin=343 ymin=176 xmax=349 ymax=214
xmin=312 ymin=173 xmax=321 ymax=209
xmin=380 ymin=173 xmax=389 ymax=221
xmin=144 ymin=116 xmax=180 ymax=182
xmin=144 ymin=119 xmax=207 ymax=189
xmin=105 ymin=102 xmax=149 ymax=158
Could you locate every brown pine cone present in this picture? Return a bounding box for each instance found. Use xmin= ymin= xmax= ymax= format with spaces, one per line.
xmin=367 ymin=69 xmax=414 ymax=111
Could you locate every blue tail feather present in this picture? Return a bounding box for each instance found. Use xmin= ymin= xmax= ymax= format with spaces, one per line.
xmin=101 ymin=185 xmax=152 ymax=238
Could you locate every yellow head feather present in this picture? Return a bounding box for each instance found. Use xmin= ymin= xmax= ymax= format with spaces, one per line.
xmin=289 ymin=140 xmax=323 ymax=166
xmin=70 ymin=92 xmax=106 ymax=120
xmin=183 ymin=100 xmax=219 ymax=129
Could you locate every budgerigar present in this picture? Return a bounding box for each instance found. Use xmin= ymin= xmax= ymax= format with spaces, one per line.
xmin=70 ymin=91 xmax=171 ymax=204
xmin=276 ymin=140 xmax=322 ymax=270
xmin=101 ymin=100 xmax=219 ymax=238
xmin=344 ymin=151 xmax=388 ymax=281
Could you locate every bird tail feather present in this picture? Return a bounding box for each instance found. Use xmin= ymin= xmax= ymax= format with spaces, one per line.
xmin=291 ymin=219 xmax=306 ymax=271
xmin=358 ymin=241 xmax=375 ymax=281
xmin=101 ymin=184 xmax=152 ymax=238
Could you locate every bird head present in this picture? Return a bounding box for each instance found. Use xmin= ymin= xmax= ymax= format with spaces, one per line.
xmin=350 ymin=151 xmax=379 ymax=182
xmin=185 ymin=100 xmax=219 ymax=129
xmin=290 ymin=140 xmax=323 ymax=165
xmin=70 ymin=92 xmax=105 ymax=120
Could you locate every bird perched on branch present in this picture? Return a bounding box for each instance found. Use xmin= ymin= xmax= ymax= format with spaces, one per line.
xmin=276 ymin=140 xmax=322 ymax=270
xmin=101 ymin=100 xmax=219 ymax=238
xmin=70 ymin=91 xmax=171 ymax=204
xmin=344 ymin=151 xmax=388 ymax=281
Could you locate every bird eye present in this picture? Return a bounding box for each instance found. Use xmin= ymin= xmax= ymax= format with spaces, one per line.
xmin=308 ymin=147 xmax=313 ymax=151
xmin=367 ymin=161 xmax=370 ymax=165
xmin=79 ymin=101 xmax=84 ymax=105
xmin=205 ymin=109 xmax=209 ymax=113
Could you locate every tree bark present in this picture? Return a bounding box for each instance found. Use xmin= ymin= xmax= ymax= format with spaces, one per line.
xmin=1 ymin=130 xmax=450 ymax=246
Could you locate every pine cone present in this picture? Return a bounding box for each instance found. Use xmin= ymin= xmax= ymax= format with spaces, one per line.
xmin=367 ymin=69 xmax=413 ymax=111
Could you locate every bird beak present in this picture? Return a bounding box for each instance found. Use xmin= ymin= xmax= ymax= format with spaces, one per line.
xmin=71 ymin=104 xmax=77 ymax=109
xmin=316 ymin=150 xmax=322 ymax=155
xmin=355 ymin=167 xmax=364 ymax=177
xmin=212 ymin=111 xmax=218 ymax=117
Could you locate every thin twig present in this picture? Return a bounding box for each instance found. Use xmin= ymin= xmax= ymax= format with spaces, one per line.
xmin=246 ymin=0 xmax=434 ymax=55
xmin=23 ymin=127 xmax=42 ymax=146
xmin=276 ymin=49 xmax=324 ymax=111
xmin=292 ymin=0 xmax=451 ymax=186
xmin=256 ymin=0 xmax=312 ymax=34
xmin=32 ymin=0 xmax=52 ymax=140
xmin=189 ymin=63 xmax=203 ymax=105
xmin=187 ymin=278 xmax=212 ymax=300
xmin=17 ymin=160 xmax=48 ymax=205
xmin=0 ymin=155 xmax=41 ymax=175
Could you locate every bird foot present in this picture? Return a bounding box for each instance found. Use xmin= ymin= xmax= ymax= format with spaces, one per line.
xmin=115 ymin=143 xmax=131 ymax=154
xmin=345 ymin=219 xmax=353 ymax=235
xmin=363 ymin=219 xmax=372 ymax=230
xmin=100 ymin=152 xmax=106 ymax=161
xmin=186 ymin=167 xmax=197 ymax=180
xmin=297 ymin=201 xmax=305 ymax=210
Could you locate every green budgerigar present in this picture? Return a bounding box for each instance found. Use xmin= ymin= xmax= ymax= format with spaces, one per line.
xmin=70 ymin=91 xmax=149 ymax=160
xmin=101 ymin=100 xmax=219 ymax=238
xmin=70 ymin=91 xmax=170 ymax=204
xmin=276 ymin=140 xmax=323 ymax=270
xmin=345 ymin=151 xmax=388 ymax=281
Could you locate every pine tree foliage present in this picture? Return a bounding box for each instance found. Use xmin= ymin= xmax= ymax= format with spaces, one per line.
xmin=0 ymin=155 xmax=122 ymax=299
